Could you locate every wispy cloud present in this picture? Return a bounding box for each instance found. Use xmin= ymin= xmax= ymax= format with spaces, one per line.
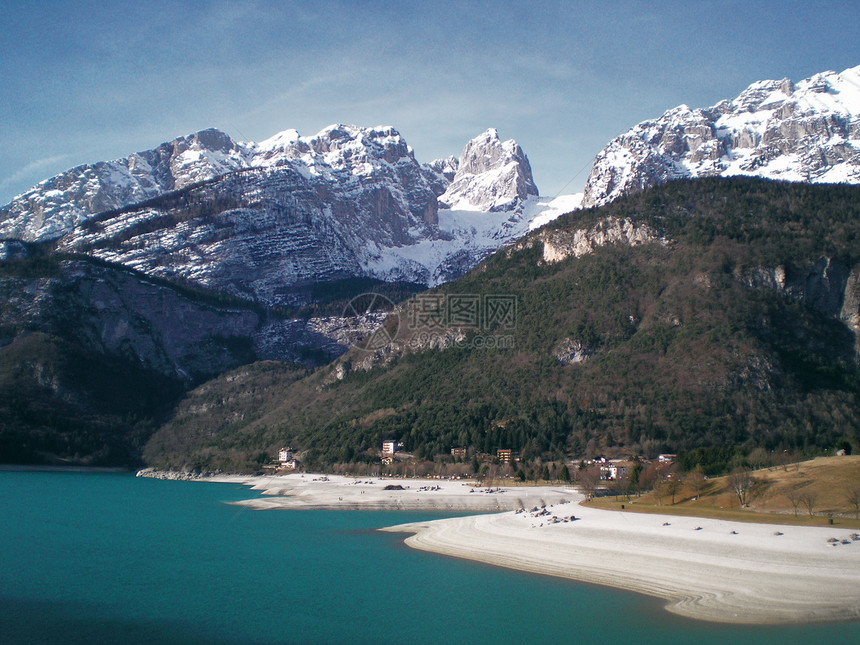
xmin=0 ymin=154 xmax=73 ymax=200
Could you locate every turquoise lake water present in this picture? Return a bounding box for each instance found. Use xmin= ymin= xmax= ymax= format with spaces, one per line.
xmin=0 ymin=471 xmax=856 ymax=644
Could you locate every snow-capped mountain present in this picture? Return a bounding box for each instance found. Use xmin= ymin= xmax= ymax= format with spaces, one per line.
xmin=0 ymin=125 xmax=556 ymax=305
xmin=0 ymin=125 xmax=438 ymax=244
xmin=582 ymin=64 xmax=860 ymax=208
xmin=0 ymin=129 xmax=252 ymax=242
xmin=438 ymin=128 xmax=539 ymax=211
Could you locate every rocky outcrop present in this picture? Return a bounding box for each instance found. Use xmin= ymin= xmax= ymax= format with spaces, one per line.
xmin=510 ymin=216 xmax=665 ymax=265
xmin=583 ymin=65 xmax=860 ymax=207
xmin=422 ymin=156 xmax=459 ymax=196
xmin=438 ymin=129 xmax=538 ymax=211
xmin=841 ymin=267 xmax=860 ymax=356
xmin=740 ymin=258 xmax=851 ymax=318
xmin=552 ymin=338 xmax=595 ymax=364
xmin=540 ymin=218 xmax=664 ymax=264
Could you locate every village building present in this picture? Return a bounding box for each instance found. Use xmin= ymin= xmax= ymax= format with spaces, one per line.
xmin=600 ymin=459 xmax=631 ymax=480
xmin=450 ymin=447 xmax=467 ymax=459
xmin=496 ymin=449 xmax=512 ymax=464
xmin=278 ymin=447 xmax=293 ymax=467
xmin=382 ymin=440 xmax=397 ymax=456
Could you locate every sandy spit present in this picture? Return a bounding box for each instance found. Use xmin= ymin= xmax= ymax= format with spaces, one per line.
xmin=135 ymin=470 xmax=577 ymax=512
xmin=382 ymin=501 xmax=860 ymax=625
xmin=224 ymin=473 xmax=576 ymax=512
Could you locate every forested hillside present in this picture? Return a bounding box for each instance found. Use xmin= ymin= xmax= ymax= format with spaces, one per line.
xmin=143 ymin=178 xmax=860 ymax=474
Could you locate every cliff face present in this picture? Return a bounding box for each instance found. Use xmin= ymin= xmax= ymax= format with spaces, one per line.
xmin=512 ymin=216 xmax=665 ymax=264
xmin=0 ymin=255 xmax=396 ymax=382
xmin=740 ymin=258 xmax=860 ymax=360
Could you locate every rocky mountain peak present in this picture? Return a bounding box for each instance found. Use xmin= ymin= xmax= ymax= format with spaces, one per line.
xmin=288 ymin=124 xmax=412 ymax=163
xmin=582 ymin=64 xmax=860 ymax=208
xmin=425 ymin=156 xmax=459 ymax=182
xmin=0 ymin=127 xmax=254 ymax=242
xmin=0 ymin=123 xmax=560 ymax=306
xmin=187 ymin=128 xmax=240 ymax=153
xmin=438 ymin=128 xmax=538 ymax=211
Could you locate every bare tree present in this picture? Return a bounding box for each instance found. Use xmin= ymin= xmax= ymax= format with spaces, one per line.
xmin=799 ymin=490 xmax=818 ymax=517
xmin=687 ymin=465 xmax=707 ymax=500
xmin=785 ymin=489 xmax=803 ymax=518
xmin=485 ymin=463 xmax=499 ymax=488
xmin=844 ymin=485 xmax=860 ymax=520
xmin=775 ymin=450 xmax=790 ymax=472
xmin=727 ymin=467 xmax=754 ymax=507
xmin=578 ymin=467 xmax=600 ymax=500
xmin=653 ymin=479 xmax=666 ymax=506
xmin=638 ymin=464 xmax=657 ymax=498
xmin=665 ymin=472 xmax=683 ymax=505
xmin=747 ymin=447 xmax=769 ymax=471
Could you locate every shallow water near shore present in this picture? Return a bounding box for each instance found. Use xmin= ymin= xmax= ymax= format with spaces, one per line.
xmin=0 ymin=471 xmax=855 ymax=644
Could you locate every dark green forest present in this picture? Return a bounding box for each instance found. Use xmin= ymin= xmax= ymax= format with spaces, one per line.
xmin=143 ymin=178 xmax=860 ymax=475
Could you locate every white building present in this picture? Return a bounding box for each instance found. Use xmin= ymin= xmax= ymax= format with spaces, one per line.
xmin=600 ymin=460 xmax=629 ymax=480
xmin=278 ymin=447 xmax=293 ymax=466
xmin=382 ymin=441 xmax=397 ymax=456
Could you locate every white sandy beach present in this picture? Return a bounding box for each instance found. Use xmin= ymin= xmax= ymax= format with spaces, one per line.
xmin=207 ymin=472 xmax=576 ymax=511
xmin=142 ymin=470 xmax=860 ymax=624
xmin=384 ymin=501 xmax=860 ymax=625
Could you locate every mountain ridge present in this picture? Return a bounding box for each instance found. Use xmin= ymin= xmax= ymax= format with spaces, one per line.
xmin=0 ymin=124 xmax=556 ymax=305
xmin=582 ymin=64 xmax=860 ymax=207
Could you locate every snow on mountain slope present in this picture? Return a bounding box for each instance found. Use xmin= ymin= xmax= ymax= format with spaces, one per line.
xmin=582 ymin=64 xmax=860 ymax=207
xmin=0 ymin=124 xmax=567 ymax=305
xmin=0 ymin=129 xmax=251 ymax=242
xmin=0 ymin=124 xmax=440 ymax=244
xmin=362 ymin=193 xmax=582 ymax=286
xmin=524 ymin=193 xmax=584 ymax=231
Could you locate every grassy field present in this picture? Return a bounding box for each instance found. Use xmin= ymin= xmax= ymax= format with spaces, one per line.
xmin=585 ymin=455 xmax=860 ymax=529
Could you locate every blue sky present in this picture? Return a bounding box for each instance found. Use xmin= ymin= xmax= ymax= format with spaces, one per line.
xmin=1 ymin=0 xmax=857 ymax=204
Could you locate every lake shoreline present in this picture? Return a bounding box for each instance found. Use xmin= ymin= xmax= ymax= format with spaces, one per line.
xmin=383 ymin=501 xmax=860 ymax=626
xmin=151 ymin=470 xmax=579 ymax=512
xmin=135 ymin=469 xmax=860 ymax=625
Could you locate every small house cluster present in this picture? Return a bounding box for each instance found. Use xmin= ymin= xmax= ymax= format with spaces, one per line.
xmin=449 ymin=446 xmax=522 ymax=465
xmin=580 ymin=453 xmax=677 ymax=481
